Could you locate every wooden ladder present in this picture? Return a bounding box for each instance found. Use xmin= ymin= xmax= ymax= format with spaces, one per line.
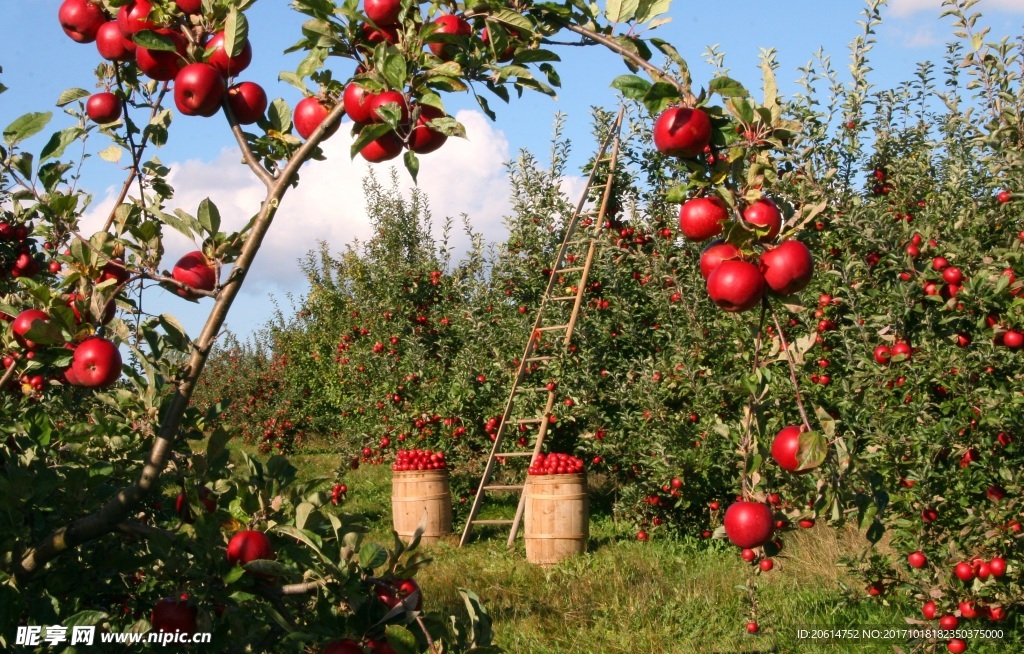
xmin=459 ymin=108 xmax=625 ymax=548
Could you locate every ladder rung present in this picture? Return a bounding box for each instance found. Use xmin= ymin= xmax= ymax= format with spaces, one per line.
xmin=524 ymin=356 xmax=556 ymax=363
xmin=536 ymin=325 xmax=568 ymax=332
xmin=496 ymin=452 xmax=535 ymax=457
xmin=551 ymin=295 xmax=577 ymax=301
xmin=472 ymin=519 xmax=515 ymax=525
xmin=483 ymin=485 xmax=524 ymax=492
xmin=566 ymin=238 xmax=595 ymax=246
xmin=558 ymin=266 xmax=586 ymax=273
xmin=517 ymin=418 xmax=544 ymax=424
xmin=515 ymin=386 xmax=552 ymax=393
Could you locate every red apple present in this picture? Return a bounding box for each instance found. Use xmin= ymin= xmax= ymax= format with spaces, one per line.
xmin=891 ymin=341 xmax=912 ymax=361
xmin=368 ymin=90 xmax=409 ymax=124
xmin=407 ymin=105 xmax=448 ymax=154
xmin=428 ymin=14 xmax=472 ymax=60
xmin=117 ymin=1 xmax=156 ymax=36
xmin=360 ymin=131 xmax=404 ymax=163
xmin=172 ymin=251 xmax=217 ymax=298
xmin=59 ymin=0 xmax=107 ymax=44
xmin=86 ymin=92 xmax=122 ymax=124
xmin=723 ymin=501 xmax=774 ymax=549
xmin=205 ymin=31 xmax=253 ymax=77
xmin=942 ymin=266 xmax=963 ymax=285
xmin=959 ymin=601 xmax=978 ymax=619
xmin=360 ymin=23 xmax=399 ymax=46
xmin=921 ymin=507 xmax=938 ymax=522
xmin=706 ymin=260 xmax=765 ymax=312
xmin=95 ymin=21 xmax=136 ymax=61
xmin=939 ymin=614 xmax=958 ymax=630
xmin=947 ymin=638 xmax=966 ymax=653
xmin=174 ymin=63 xmax=225 ymax=117
xmin=12 ymin=310 xmax=51 ymax=351
xmin=907 ymin=551 xmax=927 ymax=568
xmin=759 ymin=240 xmax=813 ymax=295
xmin=376 ymin=578 xmax=422 ymax=611
xmin=71 ymin=337 xmax=123 ymax=389
xmin=746 ymin=621 xmax=759 ymax=634
xmin=652 ymin=106 xmax=712 ymax=158
xmin=678 ymin=196 xmax=729 ymax=242
xmin=343 ymin=83 xmax=376 ymax=124
xmin=743 ymin=198 xmax=782 ymax=241
xmin=922 ymin=601 xmax=937 ymax=620
xmin=932 ymin=256 xmax=949 ymax=271
xmin=135 ymin=30 xmax=187 ymax=81
xmin=367 ymin=639 xmax=398 ymax=654
xmin=364 ymin=0 xmax=402 ymax=25
xmin=99 ymin=259 xmax=130 ymax=285
xmin=997 ymin=190 xmax=1012 ymax=203
xmin=151 ymin=598 xmax=197 ymax=635
xmin=227 ymin=81 xmax=268 ymax=125
xmin=771 ymin=426 xmax=812 ymax=474
xmin=699 ymin=240 xmax=741 ymax=280
xmin=873 ymin=345 xmax=891 ymax=365
xmin=954 ymin=561 xmax=975 ymax=582
xmin=294 ymin=97 xmax=339 ymax=140
xmin=175 ymin=0 xmax=203 ymax=15
xmin=227 ymin=530 xmax=274 ymax=566
xmin=989 ymin=556 xmax=1007 ymax=577
xmin=1003 ymin=330 xmax=1023 ymax=349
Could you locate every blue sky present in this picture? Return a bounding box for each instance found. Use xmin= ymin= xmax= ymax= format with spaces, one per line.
xmin=3 ymin=0 xmax=1024 ymax=339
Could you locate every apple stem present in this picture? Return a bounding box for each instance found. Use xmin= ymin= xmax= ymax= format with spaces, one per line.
xmin=767 ymin=301 xmax=812 ymax=432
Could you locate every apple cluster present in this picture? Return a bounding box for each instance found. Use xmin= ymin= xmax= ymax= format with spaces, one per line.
xmin=392 ymin=448 xmax=447 ymax=471
xmin=4 ymin=309 xmax=122 ymax=393
xmin=528 ymin=452 xmax=585 ymax=475
xmin=652 ymin=106 xmax=814 ymax=312
xmin=58 ymin=0 xmax=269 ymax=125
xmin=0 ymin=220 xmax=49 ymax=279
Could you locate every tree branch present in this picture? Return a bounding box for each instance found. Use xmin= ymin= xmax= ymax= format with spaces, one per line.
xmin=16 ymin=101 xmax=348 ymax=581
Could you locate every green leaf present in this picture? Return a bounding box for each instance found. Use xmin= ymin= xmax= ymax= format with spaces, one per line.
xmin=709 ymin=76 xmax=748 ymax=99
xmin=268 ymin=98 xmax=292 ymax=133
xmin=40 ymin=127 xmax=84 ymax=163
xmin=56 ymin=88 xmax=91 ymax=107
xmin=489 ymin=9 xmax=535 ymax=31
xmin=133 ymin=30 xmax=178 ymax=52
xmin=224 ymin=8 xmax=250 ymax=59
xmin=207 ymin=426 xmax=233 ymax=464
xmin=384 ymin=626 xmax=419 ymax=654
xmin=642 ymin=81 xmax=682 ymax=113
xmin=403 ymin=150 xmax=419 ymax=184
xmin=382 ymin=50 xmax=407 ymax=90
xmin=158 ymin=313 xmax=191 ymax=350
xmin=637 ymin=0 xmax=671 ymax=22
xmin=358 ymin=542 xmax=388 ymax=569
xmin=512 ymin=49 xmax=560 ymax=64
xmin=606 ymin=0 xmax=639 ymax=23
xmin=664 ymin=184 xmax=689 ymax=204
xmin=98 ymin=145 xmax=125 ymax=164
xmin=197 ymin=198 xmax=221 ymax=235
xmin=278 ymin=72 xmax=308 ymax=94
xmin=4 ymin=112 xmax=52 ymax=146
xmin=797 ymin=430 xmax=827 ymax=471
xmin=295 ymin=502 xmax=315 ymax=530
xmin=610 ymin=74 xmax=651 ymax=101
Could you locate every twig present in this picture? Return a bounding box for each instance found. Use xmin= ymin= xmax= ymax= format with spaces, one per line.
xmin=767 ymin=301 xmax=812 ymax=431
xmin=114 ymin=521 xmax=177 ymax=540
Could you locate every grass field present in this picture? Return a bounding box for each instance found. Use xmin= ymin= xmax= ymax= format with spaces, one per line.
xmin=243 ymin=451 xmax=1019 ymax=654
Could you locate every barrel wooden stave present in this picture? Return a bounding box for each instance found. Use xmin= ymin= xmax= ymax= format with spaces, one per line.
xmin=391 ymin=469 xmax=453 ymax=545
xmin=524 ymin=473 xmax=589 ymax=565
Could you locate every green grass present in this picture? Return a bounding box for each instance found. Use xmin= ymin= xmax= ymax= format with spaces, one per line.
xmin=235 ymin=450 xmax=1022 ymax=653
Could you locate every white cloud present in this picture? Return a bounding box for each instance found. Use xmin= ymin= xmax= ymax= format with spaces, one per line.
xmin=84 ymin=110 xmax=515 ymax=295
xmin=888 ymin=0 xmax=1024 ymax=17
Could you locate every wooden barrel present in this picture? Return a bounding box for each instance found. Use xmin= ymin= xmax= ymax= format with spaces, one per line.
xmin=524 ymin=473 xmax=589 ymax=565
xmin=391 ymin=469 xmax=453 ymax=544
